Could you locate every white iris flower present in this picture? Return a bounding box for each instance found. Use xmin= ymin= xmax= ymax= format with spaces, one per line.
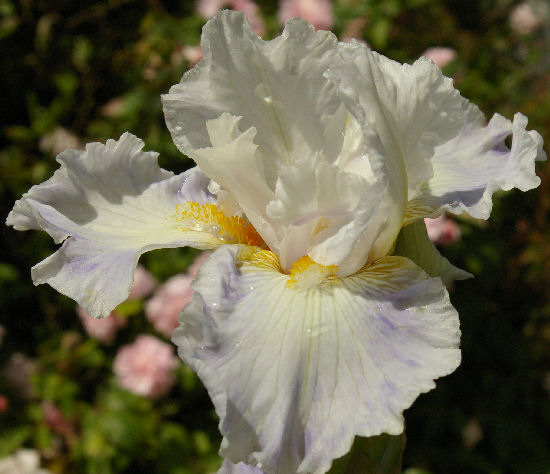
xmin=7 ymin=11 xmax=545 ymax=474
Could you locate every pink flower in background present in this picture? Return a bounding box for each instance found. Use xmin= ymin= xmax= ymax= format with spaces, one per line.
xmin=77 ymin=307 xmax=127 ymax=345
xmin=42 ymin=401 xmax=75 ymax=439
xmin=101 ymin=97 xmax=124 ymax=118
xmin=425 ymin=215 xmax=461 ymax=246
xmin=186 ymin=250 xmax=212 ymax=278
xmin=196 ymin=0 xmax=266 ymax=35
xmin=171 ymin=45 xmax=203 ymax=68
xmin=278 ymin=0 xmax=333 ymax=30
xmin=78 ymin=266 xmax=154 ymax=344
xmin=422 ymin=47 xmax=457 ymax=68
xmin=39 ymin=127 xmax=82 ymax=156
xmin=128 ymin=265 xmax=156 ymax=300
xmin=145 ymin=252 xmax=210 ymax=337
xmin=0 ymin=325 xmax=4 ymax=346
xmin=2 ymin=353 xmax=35 ymax=400
xmin=509 ymin=3 xmax=541 ymax=34
xmin=113 ymin=335 xmax=178 ymax=398
xmin=181 ymin=45 xmax=204 ymax=66
xmin=145 ymin=274 xmax=194 ymax=337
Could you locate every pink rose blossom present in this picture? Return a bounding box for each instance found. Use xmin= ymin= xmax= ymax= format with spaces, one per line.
xmin=196 ymin=0 xmax=266 ymax=36
xmin=181 ymin=45 xmax=204 ymax=67
xmin=233 ymin=0 xmax=266 ymax=35
xmin=145 ymin=252 xmax=210 ymax=337
xmin=113 ymin=335 xmax=178 ymax=398
xmin=77 ymin=307 xmax=127 ymax=345
xmin=186 ymin=251 xmax=212 ymax=278
xmin=39 ymin=127 xmax=82 ymax=156
xmin=278 ymin=0 xmax=333 ymax=31
xmin=100 ymin=97 xmax=124 ymax=117
xmin=196 ymin=0 xmax=225 ymax=17
xmin=128 ymin=265 xmax=156 ymax=300
xmin=145 ymin=251 xmax=212 ymax=337
xmin=145 ymin=274 xmax=194 ymax=337
xmin=422 ymin=47 xmax=457 ymax=68
xmin=509 ymin=3 xmax=541 ymax=34
xmin=425 ymin=215 xmax=461 ymax=246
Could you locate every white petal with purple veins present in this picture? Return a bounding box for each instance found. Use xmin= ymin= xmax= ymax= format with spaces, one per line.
xmin=173 ymin=245 xmax=460 ymax=474
xmin=163 ymin=11 xmax=342 ymax=181
xmin=325 ymin=47 xmax=464 ymax=263
xmin=406 ymin=105 xmax=546 ymax=221
xmin=6 ymin=133 xmax=254 ymax=318
xmin=327 ymin=45 xmax=464 ymax=192
xmin=219 ymin=459 xmax=266 ymax=474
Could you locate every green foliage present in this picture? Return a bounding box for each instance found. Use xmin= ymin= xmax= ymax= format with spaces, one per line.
xmin=1 ymin=0 xmax=550 ymax=472
xmin=330 ymin=434 xmax=406 ymax=474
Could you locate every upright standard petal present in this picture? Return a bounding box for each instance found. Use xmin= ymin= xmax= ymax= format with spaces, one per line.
xmin=324 ymin=46 xmax=463 ymax=263
xmin=173 ymin=245 xmax=460 ymax=474
xmin=405 ymin=104 xmax=546 ymax=221
xmin=166 ymin=12 xmax=394 ymax=273
xmin=266 ymin=151 xmax=387 ymax=271
xmin=326 ymin=45 xmax=464 ymax=192
xmin=163 ymin=10 xmax=341 ymax=176
xmin=6 ymin=133 xmax=263 ymax=318
xmin=188 ymin=113 xmax=279 ymax=251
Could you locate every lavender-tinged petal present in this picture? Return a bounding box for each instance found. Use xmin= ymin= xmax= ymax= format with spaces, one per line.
xmin=406 ymin=106 xmax=546 ymax=221
xmin=7 ymin=133 xmax=219 ymax=318
xmin=173 ymin=245 xmax=460 ymax=474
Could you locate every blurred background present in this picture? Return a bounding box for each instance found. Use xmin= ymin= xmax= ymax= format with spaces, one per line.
xmin=1 ymin=0 xmax=550 ymax=472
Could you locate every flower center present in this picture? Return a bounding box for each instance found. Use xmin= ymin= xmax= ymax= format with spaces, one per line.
xmin=175 ymin=202 xmax=265 ymax=247
xmin=235 ymin=248 xmax=339 ymax=290
xmin=287 ymin=256 xmax=338 ymax=290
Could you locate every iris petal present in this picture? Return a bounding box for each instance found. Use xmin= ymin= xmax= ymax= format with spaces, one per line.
xmin=163 ymin=10 xmax=342 ymax=180
xmin=406 ymin=105 xmax=546 ymax=221
xmin=325 ymin=52 xmax=458 ymax=264
xmin=6 ymin=133 xmax=256 ymax=317
xmin=173 ymin=245 xmax=460 ymax=474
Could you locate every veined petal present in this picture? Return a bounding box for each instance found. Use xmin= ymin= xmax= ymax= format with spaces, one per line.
xmin=333 ymin=120 xmax=406 ymax=275
xmin=189 ymin=113 xmax=279 ymax=251
xmin=6 ymin=134 xmax=262 ymax=318
xmin=173 ymin=245 xmax=461 ymax=474
xmin=394 ymin=220 xmax=472 ymax=286
xmin=219 ymin=459 xmax=265 ymax=474
xmin=266 ymin=152 xmax=386 ymax=271
xmin=164 ymin=13 xmax=414 ymax=271
xmin=326 ymin=45 xmax=464 ymax=192
xmin=162 ymin=10 xmax=342 ymax=184
xmin=324 ymin=46 xmax=464 ymax=264
xmin=190 ymin=111 xmax=392 ymax=275
xmin=406 ymin=104 xmax=547 ymax=221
